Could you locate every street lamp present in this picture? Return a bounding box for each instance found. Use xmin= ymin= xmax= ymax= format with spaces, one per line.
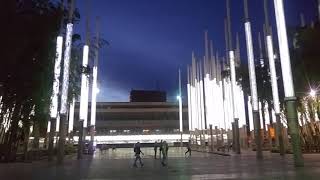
xmin=178 ymin=69 xmax=183 ymax=147
xmin=243 ymin=0 xmax=262 ymax=159
xmin=57 ymin=0 xmax=75 ymax=164
xmin=273 ymin=0 xmax=304 ymax=167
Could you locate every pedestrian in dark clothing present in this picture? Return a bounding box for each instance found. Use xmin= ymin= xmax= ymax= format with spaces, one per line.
xmin=159 ymin=140 xmax=163 ymax=159
xmin=185 ymin=143 xmax=191 ymax=157
xmin=133 ymin=142 xmax=144 ymax=167
xmin=154 ymin=141 xmax=158 ymax=159
xmin=161 ymin=141 xmax=169 ymax=166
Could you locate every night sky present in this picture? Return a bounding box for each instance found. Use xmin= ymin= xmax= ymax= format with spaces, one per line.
xmin=75 ymin=0 xmax=317 ymax=102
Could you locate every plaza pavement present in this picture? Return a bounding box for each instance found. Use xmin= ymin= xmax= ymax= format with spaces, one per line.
xmin=1 ymin=147 xmax=320 ymax=180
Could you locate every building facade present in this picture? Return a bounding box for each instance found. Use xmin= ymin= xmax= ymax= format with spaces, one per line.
xmin=74 ymin=102 xmax=189 ymax=136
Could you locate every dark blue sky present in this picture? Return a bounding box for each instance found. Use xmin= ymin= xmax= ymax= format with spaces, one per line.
xmin=75 ymin=0 xmax=317 ymax=102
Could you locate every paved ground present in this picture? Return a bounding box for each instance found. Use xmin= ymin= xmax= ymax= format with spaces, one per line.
xmin=1 ymin=147 xmax=320 ymax=180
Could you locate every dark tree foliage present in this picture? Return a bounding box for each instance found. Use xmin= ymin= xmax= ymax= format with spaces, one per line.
xmin=0 ymin=0 xmax=66 ymax=161
xmin=291 ymin=24 xmax=320 ymax=94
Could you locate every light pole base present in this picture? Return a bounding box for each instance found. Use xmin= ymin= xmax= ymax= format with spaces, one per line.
xmin=253 ymin=111 xmax=263 ymax=159
xmin=285 ymin=97 xmax=304 ymax=167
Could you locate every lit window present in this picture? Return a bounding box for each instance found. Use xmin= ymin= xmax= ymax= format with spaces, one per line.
xmin=110 ymin=130 xmax=117 ymax=133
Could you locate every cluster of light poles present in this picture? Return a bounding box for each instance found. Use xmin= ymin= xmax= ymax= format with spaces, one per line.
xmin=186 ymin=0 xmax=304 ymax=167
xmin=187 ymin=36 xmax=246 ymax=148
xmin=48 ymin=0 xmax=101 ymax=163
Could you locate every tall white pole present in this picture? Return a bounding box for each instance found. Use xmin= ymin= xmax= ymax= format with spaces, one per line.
xmin=48 ymin=12 xmax=64 ymax=160
xmin=227 ymin=0 xmax=240 ymax=154
xmin=273 ymin=0 xmax=304 ymax=167
xmin=178 ymin=68 xmax=183 ymax=146
xmin=264 ymin=0 xmax=284 ymax=156
xmin=243 ymin=0 xmax=262 ymax=159
xmin=57 ymin=0 xmax=74 ymax=164
xmin=50 ymin=36 xmax=63 ymax=120
xmin=178 ymin=68 xmax=183 ymax=133
xmin=187 ymin=66 xmax=192 ymax=131
xmin=90 ymin=18 xmax=100 ymax=150
xmin=79 ymin=45 xmax=89 ymax=127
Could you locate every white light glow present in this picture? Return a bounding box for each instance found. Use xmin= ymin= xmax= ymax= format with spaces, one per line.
xmin=47 ymin=121 xmax=51 ymax=133
xmin=56 ymin=113 xmax=60 ymax=132
xmin=50 ymin=36 xmax=63 ymax=118
xmin=273 ymin=0 xmax=295 ymax=97
xmin=245 ymin=22 xmax=259 ymax=110
xmin=248 ymin=96 xmax=254 ymax=131
xmin=187 ymin=83 xmax=192 ymax=131
xmin=91 ymin=65 xmax=98 ymax=126
xmin=259 ymin=101 xmax=264 ymax=129
xmin=229 ymin=51 xmax=237 ymax=120
xmin=68 ymin=97 xmax=75 ymax=133
xmin=200 ymin=80 xmax=205 ymax=129
xmin=178 ymin=95 xmax=183 ymax=132
xmin=60 ymin=23 xmax=73 ymax=114
xmin=80 ymin=45 xmax=89 ymax=128
xmin=310 ymin=89 xmax=316 ymax=98
xmin=266 ymin=35 xmax=281 ymax=114
xmin=73 ymin=134 xmax=191 ymax=144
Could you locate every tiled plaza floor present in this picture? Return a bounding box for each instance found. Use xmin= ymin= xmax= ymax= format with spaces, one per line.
xmin=1 ymin=147 xmax=320 ymax=180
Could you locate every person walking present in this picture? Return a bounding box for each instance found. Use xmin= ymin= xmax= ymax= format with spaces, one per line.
xmin=161 ymin=141 xmax=169 ymax=166
xmin=185 ymin=141 xmax=192 ymax=157
xmin=159 ymin=140 xmax=163 ymax=159
xmin=133 ymin=142 xmax=144 ymax=167
xmin=154 ymin=141 xmax=158 ymax=159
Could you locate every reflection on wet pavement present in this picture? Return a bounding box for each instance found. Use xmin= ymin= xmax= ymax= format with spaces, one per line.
xmin=1 ymin=147 xmax=320 ymax=180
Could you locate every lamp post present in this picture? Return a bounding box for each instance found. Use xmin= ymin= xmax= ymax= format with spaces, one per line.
xmin=264 ymin=0 xmax=285 ymax=156
xmin=78 ymin=0 xmax=90 ymax=159
xmin=89 ymin=17 xmax=100 ymax=154
xmin=243 ymin=0 xmax=262 ymax=159
xmin=178 ymin=68 xmax=183 ymax=147
xmin=57 ymin=0 xmax=74 ymax=164
xmin=187 ymin=66 xmax=192 ymax=131
xmin=273 ymin=0 xmax=304 ymax=167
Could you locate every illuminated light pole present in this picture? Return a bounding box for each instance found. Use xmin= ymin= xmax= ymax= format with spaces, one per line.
xmin=243 ymin=0 xmax=262 ymax=159
xmin=187 ymin=66 xmax=192 ymax=131
xmin=57 ymin=0 xmax=74 ymax=164
xmin=48 ymin=0 xmax=65 ymax=162
xmin=264 ymin=0 xmax=285 ymax=156
xmin=89 ymin=17 xmax=100 ymax=153
xmin=50 ymin=36 xmax=63 ymax=120
xmin=78 ymin=44 xmax=89 ymax=159
xmin=78 ymin=1 xmax=91 ymax=159
xmin=273 ymin=0 xmax=304 ymax=166
xmin=178 ymin=68 xmax=183 ymax=147
xmin=68 ymin=97 xmax=75 ymax=134
xmin=199 ymin=61 xmax=206 ymax=130
xmin=48 ymin=35 xmax=63 ymax=161
xmin=226 ymin=0 xmax=240 ymax=153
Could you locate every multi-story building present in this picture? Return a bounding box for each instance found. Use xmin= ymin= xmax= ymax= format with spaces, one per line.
xmin=74 ymin=102 xmax=188 ymax=135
